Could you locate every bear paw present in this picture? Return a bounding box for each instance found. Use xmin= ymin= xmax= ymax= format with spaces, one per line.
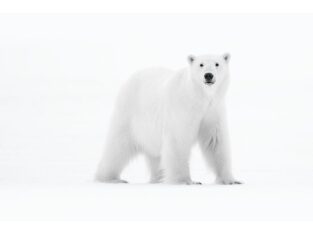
xmin=185 ymin=181 xmax=202 ymax=185
xmin=108 ymin=179 xmax=128 ymax=184
xmin=164 ymin=179 xmax=202 ymax=185
xmin=97 ymin=178 xmax=128 ymax=184
xmin=216 ymin=178 xmax=243 ymax=185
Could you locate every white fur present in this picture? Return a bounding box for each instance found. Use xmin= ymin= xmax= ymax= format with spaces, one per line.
xmin=95 ymin=53 xmax=241 ymax=185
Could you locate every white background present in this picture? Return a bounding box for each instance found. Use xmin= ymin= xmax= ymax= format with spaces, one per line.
xmin=0 ymin=14 xmax=313 ymax=221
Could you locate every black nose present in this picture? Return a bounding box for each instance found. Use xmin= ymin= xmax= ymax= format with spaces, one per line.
xmin=204 ymin=73 xmax=214 ymax=82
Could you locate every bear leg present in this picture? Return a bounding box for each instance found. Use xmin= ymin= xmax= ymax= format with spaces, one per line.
xmin=145 ymin=155 xmax=163 ymax=183
xmin=95 ymin=133 xmax=136 ymax=183
xmin=161 ymin=136 xmax=200 ymax=184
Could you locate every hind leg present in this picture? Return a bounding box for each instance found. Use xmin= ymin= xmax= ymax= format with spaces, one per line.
xmin=95 ymin=132 xmax=136 ymax=183
xmin=145 ymin=155 xmax=163 ymax=183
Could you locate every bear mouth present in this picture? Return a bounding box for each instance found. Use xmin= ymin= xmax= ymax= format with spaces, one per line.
xmin=204 ymin=81 xmax=215 ymax=85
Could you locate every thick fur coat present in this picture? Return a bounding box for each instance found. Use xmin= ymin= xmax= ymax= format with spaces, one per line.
xmin=96 ymin=54 xmax=241 ymax=185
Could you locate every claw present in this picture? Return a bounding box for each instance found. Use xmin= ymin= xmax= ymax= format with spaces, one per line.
xmin=188 ymin=181 xmax=202 ymax=185
xmin=233 ymin=181 xmax=243 ymax=184
xmin=217 ymin=178 xmax=243 ymax=185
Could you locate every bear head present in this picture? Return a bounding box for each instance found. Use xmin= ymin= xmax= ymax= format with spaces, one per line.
xmin=187 ymin=53 xmax=230 ymax=97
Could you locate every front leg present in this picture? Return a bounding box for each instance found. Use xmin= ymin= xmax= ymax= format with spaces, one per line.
xmin=161 ymin=135 xmax=201 ymax=185
xmin=145 ymin=155 xmax=163 ymax=183
xmin=199 ymin=120 xmax=242 ymax=185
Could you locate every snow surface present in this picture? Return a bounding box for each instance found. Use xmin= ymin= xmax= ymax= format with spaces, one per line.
xmin=0 ymin=160 xmax=313 ymax=220
xmin=0 ymin=14 xmax=313 ymax=220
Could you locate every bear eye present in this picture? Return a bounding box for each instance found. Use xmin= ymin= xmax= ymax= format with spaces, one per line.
xmin=200 ymin=63 xmax=204 ymax=67
xmin=215 ymin=63 xmax=219 ymax=67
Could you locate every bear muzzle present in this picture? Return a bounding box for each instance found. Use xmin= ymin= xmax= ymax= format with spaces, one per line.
xmin=204 ymin=73 xmax=215 ymax=85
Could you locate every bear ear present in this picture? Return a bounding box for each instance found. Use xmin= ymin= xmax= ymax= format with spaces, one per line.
xmin=223 ymin=53 xmax=231 ymax=63
xmin=187 ymin=55 xmax=196 ymax=64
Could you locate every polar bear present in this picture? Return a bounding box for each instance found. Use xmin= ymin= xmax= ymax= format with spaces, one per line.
xmin=95 ymin=53 xmax=242 ymax=185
